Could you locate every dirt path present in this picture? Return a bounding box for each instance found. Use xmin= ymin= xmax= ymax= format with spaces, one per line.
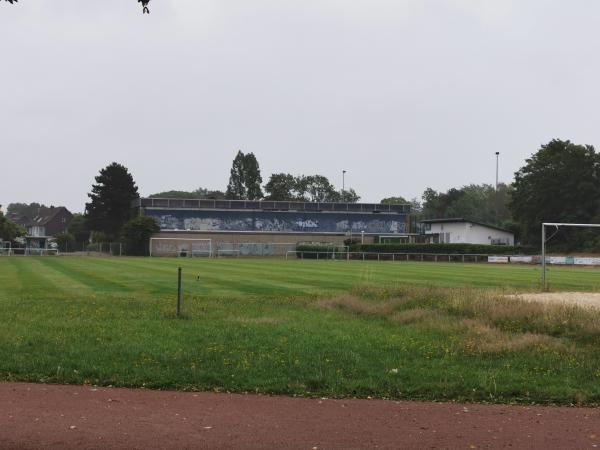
xmin=1 ymin=383 xmax=599 ymax=449
xmin=508 ymin=292 xmax=600 ymax=310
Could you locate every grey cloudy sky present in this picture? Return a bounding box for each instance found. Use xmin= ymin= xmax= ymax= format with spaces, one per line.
xmin=2 ymin=0 xmax=599 ymax=213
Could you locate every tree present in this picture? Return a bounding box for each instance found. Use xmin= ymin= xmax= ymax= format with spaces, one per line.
xmin=296 ymin=175 xmax=339 ymax=202
xmin=3 ymin=0 xmax=151 ymax=13
xmin=264 ymin=173 xmax=298 ymax=201
xmin=85 ymin=162 xmax=139 ymax=240
xmin=67 ymin=213 xmax=90 ymax=245
xmin=225 ymin=151 xmax=247 ymax=200
xmin=338 ymin=188 xmax=360 ymax=203
xmin=121 ymin=216 xmax=159 ymax=256
xmin=243 ymin=153 xmax=263 ymax=200
xmin=7 ymin=202 xmax=51 ymax=220
xmin=0 ymin=209 xmax=25 ymax=242
xmin=380 ymin=196 xmax=409 ymax=205
xmin=381 ymin=196 xmax=422 ymax=215
xmin=225 ymin=151 xmax=263 ymax=200
xmin=149 ymin=188 xmax=226 ymax=200
xmin=510 ymin=139 xmax=600 ymax=246
xmin=54 ymin=233 xmax=76 ymax=252
xmin=420 ymin=184 xmax=512 ymax=226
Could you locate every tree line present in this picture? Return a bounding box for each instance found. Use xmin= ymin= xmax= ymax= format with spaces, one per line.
xmin=3 ymin=139 xmax=600 ymax=252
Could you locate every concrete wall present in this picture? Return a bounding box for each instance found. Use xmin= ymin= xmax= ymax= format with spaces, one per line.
xmin=151 ymin=231 xmax=376 ymax=256
xmin=145 ymin=209 xmax=408 ymax=234
xmin=425 ymin=222 xmax=514 ymax=246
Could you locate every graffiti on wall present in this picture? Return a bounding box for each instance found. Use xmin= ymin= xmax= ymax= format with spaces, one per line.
xmin=146 ymin=209 xmax=407 ymax=234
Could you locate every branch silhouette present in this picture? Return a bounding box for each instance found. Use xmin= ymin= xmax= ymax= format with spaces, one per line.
xmin=3 ymin=0 xmax=151 ymax=14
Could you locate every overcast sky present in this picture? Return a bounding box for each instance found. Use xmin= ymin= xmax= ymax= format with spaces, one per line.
xmin=2 ymin=0 xmax=600 ymax=213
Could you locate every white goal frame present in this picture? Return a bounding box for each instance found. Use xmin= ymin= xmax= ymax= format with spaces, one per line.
xmin=149 ymin=237 xmax=213 ymax=257
xmin=542 ymin=222 xmax=600 ymax=290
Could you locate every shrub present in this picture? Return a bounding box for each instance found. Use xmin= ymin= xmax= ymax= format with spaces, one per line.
xmin=54 ymin=233 xmax=75 ymax=252
xmin=356 ymin=243 xmax=517 ymax=255
xmin=121 ymin=216 xmax=160 ymax=256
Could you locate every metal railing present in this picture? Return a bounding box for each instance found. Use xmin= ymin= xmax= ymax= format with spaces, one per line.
xmin=134 ymin=198 xmax=410 ymax=214
xmin=285 ymin=251 xmax=496 ymax=262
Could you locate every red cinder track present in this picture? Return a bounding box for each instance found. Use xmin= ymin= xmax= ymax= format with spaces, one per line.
xmin=1 ymin=383 xmax=599 ymax=449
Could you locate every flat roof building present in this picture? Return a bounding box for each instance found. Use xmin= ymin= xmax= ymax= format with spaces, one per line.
xmin=421 ymin=218 xmax=514 ymax=246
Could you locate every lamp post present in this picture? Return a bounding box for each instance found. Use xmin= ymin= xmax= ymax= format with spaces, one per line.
xmin=361 ymin=230 xmax=365 ymax=244
xmin=495 ymin=152 xmax=500 ymax=222
xmin=495 ymin=152 xmax=499 ymax=191
xmin=342 ymin=169 xmax=347 ymax=193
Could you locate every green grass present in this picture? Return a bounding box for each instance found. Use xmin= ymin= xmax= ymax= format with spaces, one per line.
xmin=1 ymin=256 xmax=600 ymax=404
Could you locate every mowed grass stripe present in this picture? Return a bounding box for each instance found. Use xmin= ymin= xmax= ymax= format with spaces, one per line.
xmin=35 ymin=258 xmax=136 ymax=293
xmin=20 ymin=259 xmax=93 ymax=297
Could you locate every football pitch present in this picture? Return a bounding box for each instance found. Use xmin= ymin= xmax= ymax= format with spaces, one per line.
xmin=1 ymin=256 xmax=600 ymax=404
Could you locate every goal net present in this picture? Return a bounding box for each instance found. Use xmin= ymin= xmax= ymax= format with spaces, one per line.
xmin=542 ymin=222 xmax=600 ymax=290
xmin=215 ymin=242 xmax=296 ymax=257
xmin=149 ymin=237 xmax=212 ymax=257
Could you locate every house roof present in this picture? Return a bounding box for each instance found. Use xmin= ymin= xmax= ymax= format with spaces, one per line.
xmin=7 ymin=213 xmax=29 ymax=227
xmin=420 ymin=218 xmax=512 ymax=234
xmin=25 ymin=207 xmax=71 ymax=227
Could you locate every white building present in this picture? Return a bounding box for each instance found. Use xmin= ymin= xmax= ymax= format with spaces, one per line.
xmin=421 ymin=218 xmax=514 ymax=246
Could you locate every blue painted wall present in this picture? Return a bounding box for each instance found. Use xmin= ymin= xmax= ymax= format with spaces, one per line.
xmin=146 ymin=209 xmax=408 ymax=234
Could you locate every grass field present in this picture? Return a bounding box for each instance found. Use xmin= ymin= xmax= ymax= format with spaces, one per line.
xmin=2 ymin=256 xmax=600 ymax=404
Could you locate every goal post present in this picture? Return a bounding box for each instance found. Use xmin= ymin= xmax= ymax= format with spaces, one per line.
xmin=542 ymin=222 xmax=600 ymax=291
xmin=149 ymin=237 xmax=212 ymax=257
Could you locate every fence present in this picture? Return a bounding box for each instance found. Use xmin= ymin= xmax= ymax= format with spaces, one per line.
xmin=215 ymin=242 xmax=296 ymax=257
xmin=286 ymin=251 xmax=495 ymax=262
xmin=0 ymin=248 xmax=60 ymax=256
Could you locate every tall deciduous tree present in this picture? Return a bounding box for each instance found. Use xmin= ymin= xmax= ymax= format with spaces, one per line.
xmin=264 ymin=173 xmax=298 ymax=201
xmin=510 ymin=139 xmax=600 ymax=245
xmin=85 ymin=162 xmax=139 ymax=240
xmin=296 ymin=175 xmax=339 ymax=202
xmin=225 ymin=151 xmax=263 ymax=200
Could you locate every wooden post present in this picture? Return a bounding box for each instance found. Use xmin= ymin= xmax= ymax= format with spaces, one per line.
xmin=177 ymin=267 xmax=182 ymax=317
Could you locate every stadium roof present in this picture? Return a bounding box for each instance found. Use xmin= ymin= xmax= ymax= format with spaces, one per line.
xmin=134 ymin=198 xmax=411 ymax=214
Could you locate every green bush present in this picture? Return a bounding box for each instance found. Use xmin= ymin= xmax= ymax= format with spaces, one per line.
xmin=121 ymin=216 xmax=160 ymax=256
xmin=54 ymin=233 xmax=75 ymax=252
xmin=357 ymin=243 xmax=517 ymax=255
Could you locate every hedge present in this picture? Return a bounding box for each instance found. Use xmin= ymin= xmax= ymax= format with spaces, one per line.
xmin=356 ymin=243 xmax=517 ymax=255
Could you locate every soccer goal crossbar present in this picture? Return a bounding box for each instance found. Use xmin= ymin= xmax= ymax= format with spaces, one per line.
xmin=541 ymin=222 xmax=600 ymax=291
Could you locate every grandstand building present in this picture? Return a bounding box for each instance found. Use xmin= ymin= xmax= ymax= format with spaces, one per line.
xmin=134 ymin=198 xmax=412 ymax=256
